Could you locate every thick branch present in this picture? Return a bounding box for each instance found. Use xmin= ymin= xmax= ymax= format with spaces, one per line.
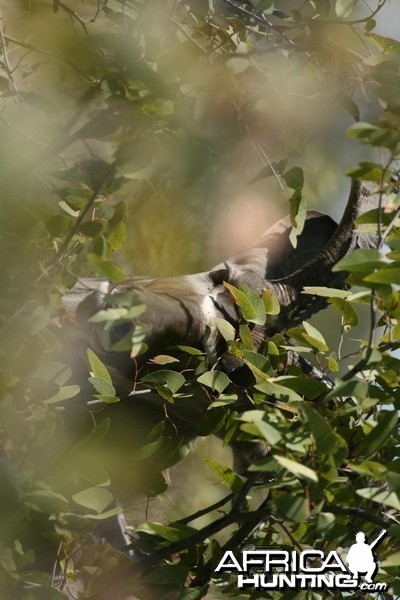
xmin=270 ymin=180 xmax=379 ymax=332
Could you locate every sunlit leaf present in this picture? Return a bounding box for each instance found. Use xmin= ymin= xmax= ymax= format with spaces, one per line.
xmin=274 ymin=455 xmax=318 ymax=482
xmin=197 ymin=370 xmax=230 ymax=393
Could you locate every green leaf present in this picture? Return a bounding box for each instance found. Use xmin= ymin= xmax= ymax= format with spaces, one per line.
xmin=332 ymin=248 xmax=384 ymax=273
xmin=239 ymin=283 xmax=267 ymax=325
xmin=355 ymin=411 xmax=398 ymax=457
xmin=108 ymin=221 xmax=127 ymax=250
xmin=150 ymin=355 xmax=180 ymax=365
xmin=208 ymin=393 xmax=238 ymax=408
xmin=134 ymin=439 xmax=165 ymax=460
xmin=330 ymin=298 xmax=358 ymax=327
xmin=46 ymin=214 xmax=72 ymax=237
xmin=364 ymin=267 xmax=400 ymax=285
xmin=87 ymin=253 xmax=125 ymax=282
xmin=176 ymin=345 xmax=205 ymax=356
xmin=131 ymin=323 xmax=148 ymax=357
xmin=334 ymin=91 xmax=359 ymax=121
xmin=205 ymin=459 xmax=243 ymax=492
xmin=247 ymin=159 xmax=288 ymax=186
xmin=335 ymin=0 xmax=355 ymax=18
xmin=143 ymin=565 xmax=189 ymax=586
xmin=160 ymin=440 xmax=191 ymax=469
xmin=239 ymin=324 xmax=253 ymax=350
xmin=347 ymin=460 xmax=387 ymax=479
xmin=274 ymin=455 xmax=318 ymax=482
xmin=356 ymin=208 xmax=394 ymax=226
xmin=44 ymin=384 xmax=80 ymax=404
xmin=272 ymin=492 xmax=309 ymax=522
xmin=84 ymin=506 xmax=122 ymax=520
xmin=346 ymin=121 xmax=379 ymax=139
xmin=24 ymin=490 xmax=70 ymax=514
xmin=346 ymin=162 xmax=384 ymax=183
xmin=303 ymin=321 xmax=329 ymax=352
xmin=87 ymin=348 xmax=112 ymax=383
xmin=380 ymin=552 xmax=400 ymax=568
xmin=94 ymin=394 xmax=120 ymax=404
xmin=225 ymin=282 xmax=259 ymax=323
xmin=79 ymin=220 xmax=103 ymax=238
xmin=141 ymin=370 xmax=185 ymax=394
xmin=215 ymin=318 xmax=236 ymax=342
xmin=240 ymin=410 xmax=282 ymax=444
xmin=88 ymin=376 xmax=116 ymax=397
xmin=325 ymin=379 xmax=368 ymax=400
xmin=356 ymin=487 xmax=400 ymax=510
xmin=262 ymin=289 xmax=280 ymax=314
xmin=302 ymin=404 xmax=344 ymax=453
xmin=89 ymin=304 xmax=145 ymax=323
xmin=365 ymin=18 xmax=376 ymax=33
xmin=274 ymin=376 xmax=326 ymax=400
xmin=243 ymin=350 xmax=272 ymax=374
xmin=255 ymin=380 xmax=303 ymax=403
xmin=72 ymin=487 xmax=114 ymax=514
xmin=303 ymin=287 xmax=349 ymax=299
xmin=197 ymin=370 xmax=230 ymax=393
xmin=283 ymin=167 xmax=304 ymax=190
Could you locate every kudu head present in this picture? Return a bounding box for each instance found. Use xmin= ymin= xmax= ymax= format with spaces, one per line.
xmin=62 ymin=180 xmax=378 ymax=396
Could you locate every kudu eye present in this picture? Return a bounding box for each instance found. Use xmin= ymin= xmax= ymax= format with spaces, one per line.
xmin=209 ymin=265 xmax=231 ymax=286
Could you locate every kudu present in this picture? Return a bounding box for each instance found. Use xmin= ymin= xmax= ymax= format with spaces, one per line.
xmin=51 ymin=179 xmax=382 ymax=600
xmin=60 ymin=179 xmax=379 ymax=482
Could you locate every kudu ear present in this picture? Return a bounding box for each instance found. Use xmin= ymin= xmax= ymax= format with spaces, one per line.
xmin=257 ymin=210 xmax=337 ymax=279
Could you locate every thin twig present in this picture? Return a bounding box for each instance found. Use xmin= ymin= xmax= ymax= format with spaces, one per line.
xmin=3 ymin=33 xmax=94 ymax=82
xmin=176 ymin=493 xmax=234 ymax=525
xmin=0 ymin=10 xmax=23 ymax=104
xmin=329 ymin=505 xmax=391 ymax=528
xmin=45 ymin=161 xmax=116 ymax=271
xmin=221 ymin=0 xmax=329 ymax=75
xmin=127 ymin=505 xmax=270 ymax=574
xmin=191 ymin=496 xmax=270 ymax=587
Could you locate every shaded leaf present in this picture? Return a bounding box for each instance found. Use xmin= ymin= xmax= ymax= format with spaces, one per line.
xmin=143 ymin=565 xmax=189 ymax=586
xmin=283 ymin=167 xmax=304 ymax=190
xmin=72 ymin=487 xmax=114 ymax=514
xmin=205 ymin=459 xmax=243 ymax=492
xmin=44 ymin=385 xmax=80 ymax=404
xmin=334 ymin=91 xmax=359 ymax=121
xmin=141 ymin=370 xmax=185 ymax=394
xmin=355 ymin=411 xmax=398 ymax=457
xmin=330 ymin=298 xmax=358 ymax=327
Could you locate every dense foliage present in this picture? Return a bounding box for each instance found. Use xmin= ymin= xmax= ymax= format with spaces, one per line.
xmin=2 ymin=0 xmax=400 ymax=598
